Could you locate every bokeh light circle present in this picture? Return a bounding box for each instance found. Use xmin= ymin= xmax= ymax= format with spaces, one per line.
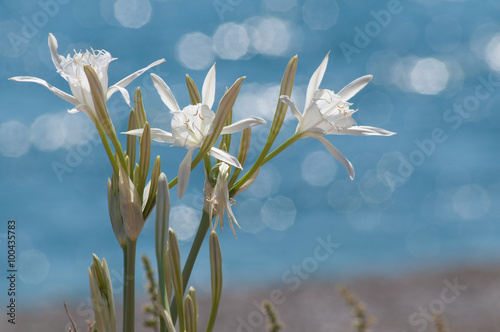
xmin=302 ymin=0 xmax=339 ymax=30
xmin=301 ymin=150 xmax=337 ymax=186
xmin=176 ymin=32 xmax=215 ymax=70
xmin=31 ymin=113 xmax=67 ymax=151
xmin=261 ymin=196 xmax=296 ymax=231
xmin=213 ymin=23 xmax=250 ymax=60
xmin=19 ymin=249 xmax=50 ymax=284
xmin=0 ymin=121 xmax=31 ymax=158
xmin=327 ymin=179 xmax=362 ymax=213
xmin=453 ymin=184 xmax=491 ymax=220
xmin=359 ymin=169 xmax=394 ymax=205
xmin=114 ymin=0 xmax=152 ymax=28
xmin=410 ymin=58 xmax=449 ymax=95
xmin=234 ymin=198 xmax=267 ymax=234
xmin=170 ymin=205 xmax=201 ymax=240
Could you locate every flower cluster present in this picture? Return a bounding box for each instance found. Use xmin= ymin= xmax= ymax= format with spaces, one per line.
xmin=10 ymin=33 xmax=396 ymax=332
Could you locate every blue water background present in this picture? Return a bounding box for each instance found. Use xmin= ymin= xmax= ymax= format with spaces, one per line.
xmin=1 ymin=0 xmax=500 ymax=303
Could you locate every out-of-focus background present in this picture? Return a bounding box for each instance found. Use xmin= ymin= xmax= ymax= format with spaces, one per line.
xmin=1 ymin=0 xmax=500 ymax=331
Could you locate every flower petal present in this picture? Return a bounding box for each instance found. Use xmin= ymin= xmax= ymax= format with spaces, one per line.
xmin=107 ymin=58 xmax=165 ymax=100
xmin=337 ymin=75 xmax=372 ymax=101
xmin=220 ymin=116 xmax=266 ymax=135
xmin=177 ymin=149 xmax=194 ymax=199
xmin=209 ymin=147 xmax=242 ymax=169
xmin=122 ymin=128 xmax=175 ymax=143
xmin=279 ymin=95 xmax=303 ymax=121
xmin=150 ymin=73 xmax=181 ymax=112
xmin=9 ymin=76 xmax=79 ymax=105
xmin=202 ymin=63 xmax=216 ymax=109
xmin=48 ymin=33 xmax=64 ymax=72
xmin=150 ymin=128 xmax=175 ymax=142
xmin=305 ymin=52 xmax=329 ymax=109
xmin=122 ymin=128 xmax=145 ymax=137
xmin=310 ymin=134 xmax=355 ymax=180
xmin=332 ymin=125 xmax=396 ymax=136
xmin=107 ymin=85 xmax=131 ymax=106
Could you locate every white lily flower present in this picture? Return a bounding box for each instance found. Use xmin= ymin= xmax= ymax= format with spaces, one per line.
xmin=208 ymin=162 xmax=240 ymax=237
xmin=280 ymin=53 xmax=395 ymax=179
xmin=124 ymin=64 xmax=266 ymax=198
xmin=9 ymin=33 xmax=165 ymax=122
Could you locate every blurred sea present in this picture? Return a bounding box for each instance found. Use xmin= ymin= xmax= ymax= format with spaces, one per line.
xmin=1 ymin=0 xmax=500 ymax=303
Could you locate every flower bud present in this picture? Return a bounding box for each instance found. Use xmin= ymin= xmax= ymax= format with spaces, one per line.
xmin=118 ymin=165 xmax=145 ymax=242
xmin=143 ymin=156 xmax=161 ymax=219
xmin=198 ymin=77 xmax=245 ymax=162
xmin=126 ymin=109 xmax=137 ymax=172
xmin=137 ymin=122 xmax=151 ymax=201
xmin=169 ymin=228 xmax=185 ymax=331
xmin=134 ymin=87 xmax=147 ymax=128
xmin=185 ymin=74 xmax=202 ymax=105
xmin=88 ymin=254 xmax=116 ymax=332
xmin=108 ymin=174 xmax=127 ymax=248
xmin=83 ymin=65 xmax=115 ymax=138
xmin=184 ymin=294 xmax=196 ymax=332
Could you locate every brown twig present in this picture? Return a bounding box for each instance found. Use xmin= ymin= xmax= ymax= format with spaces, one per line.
xmin=64 ymin=301 xmax=78 ymax=332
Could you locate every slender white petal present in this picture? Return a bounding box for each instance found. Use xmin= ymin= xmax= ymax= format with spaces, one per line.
xmin=305 ymin=52 xmax=329 ymax=109
xmin=220 ymin=116 xmax=266 ymax=135
xmin=122 ymin=128 xmax=145 ymax=137
xmin=107 ymin=58 xmax=165 ymax=100
xmin=280 ymin=96 xmax=303 ymax=121
xmin=107 ymin=85 xmax=131 ymax=105
xmin=150 ymin=128 xmax=175 ymax=142
xmin=202 ymin=63 xmax=216 ymax=109
xmin=332 ymin=125 xmax=396 ymax=136
xmin=48 ymin=33 xmax=63 ymax=72
xmin=209 ymin=147 xmax=242 ymax=169
xmin=337 ymin=75 xmax=373 ymax=101
xmin=151 ymin=73 xmax=181 ymax=112
xmin=122 ymin=128 xmax=175 ymax=143
xmin=9 ymin=76 xmax=79 ymax=105
xmin=177 ymin=149 xmax=194 ymax=199
xmin=311 ymin=134 xmax=355 ymax=180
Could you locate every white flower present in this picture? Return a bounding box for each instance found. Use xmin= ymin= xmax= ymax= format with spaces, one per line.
xmin=124 ymin=64 xmax=266 ymax=198
xmin=9 ymin=33 xmax=165 ymax=122
xmin=280 ymin=53 xmax=395 ymax=179
xmin=208 ymin=162 xmax=240 ymax=237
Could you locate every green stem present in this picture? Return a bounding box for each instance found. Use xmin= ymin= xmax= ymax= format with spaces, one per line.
xmin=122 ymin=245 xmax=128 ymax=332
xmin=230 ymin=133 xmax=302 ymax=196
xmin=124 ymin=239 xmax=137 ymax=332
xmin=108 ymin=132 xmax=128 ymax=171
xmin=170 ymin=209 xmax=211 ymax=324
xmin=166 ymin=149 xmax=211 ymax=190
xmin=261 ymin=133 xmax=302 ymax=165
xmin=94 ymin=120 xmax=119 ymax=175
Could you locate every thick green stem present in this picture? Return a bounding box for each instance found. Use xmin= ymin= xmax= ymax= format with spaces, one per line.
xmin=170 ymin=209 xmax=211 ymax=324
xmin=123 ymin=239 xmax=137 ymax=332
xmin=122 ymin=246 xmax=128 ymax=332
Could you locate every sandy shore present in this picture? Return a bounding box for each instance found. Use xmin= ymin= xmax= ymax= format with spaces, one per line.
xmin=3 ymin=264 xmax=500 ymax=331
